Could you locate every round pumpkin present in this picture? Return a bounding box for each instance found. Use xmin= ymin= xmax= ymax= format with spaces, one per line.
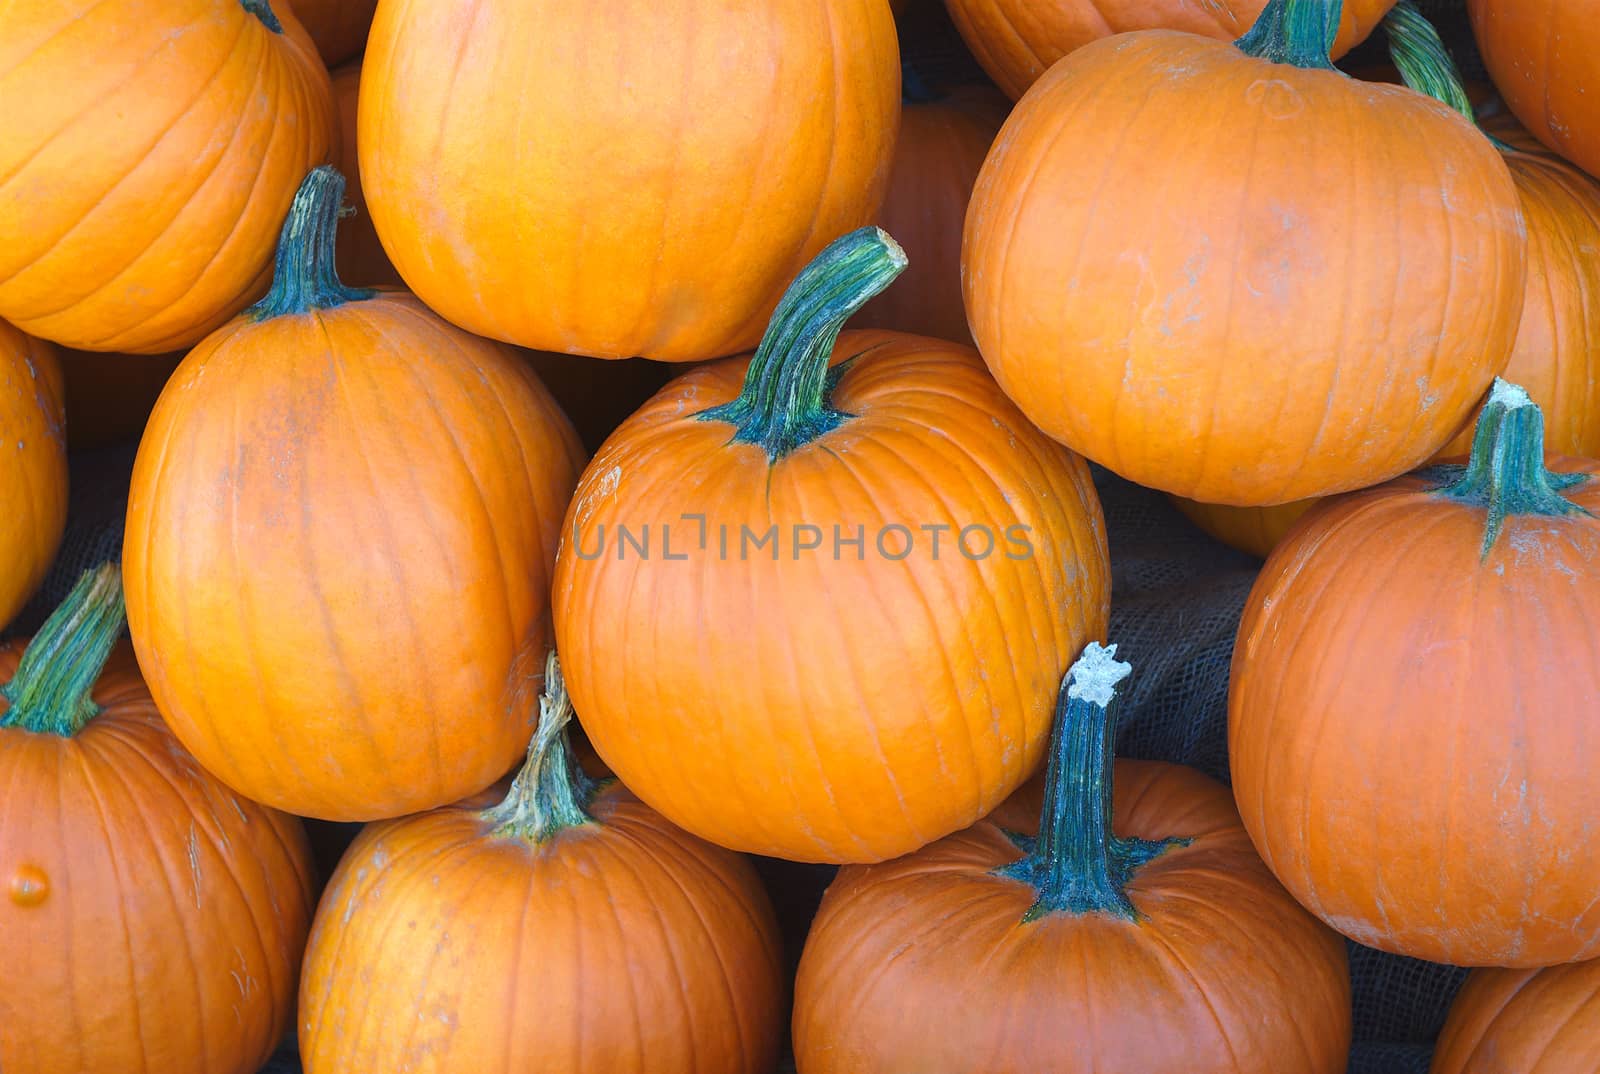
xmin=964 ymin=0 xmax=1526 ymax=507
xmin=0 ymin=0 xmax=334 ymax=354
xmin=1169 ymin=496 xmax=1319 ymax=558
xmin=0 ymin=322 xmax=67 ymax=632
xmin=0 ymin=565 xmax=316 ymax=1074
xmin=299 ymin=654 xmax=785 ymax=1074
xmin=287 ymin=0 xmax=377 ymax=67
xmin=58 ymin=349 xmax=183 ymax=450
xmin=1432 ymin=959 xmax=1600 ymax=1074
xmin=1230 ymin=381 xmax=1600 ymax=966
xmin=794 ymin=642 xmax=1352 ymax=1072
xmin=359 ymin=0 xmax=900 ymax=363
xmin=553 ymin=228 xmax=1110 ymax=864
xmin=945 ymin=0 xmax=1395 ymax=99
xmin=123 ymin=167 xmax=585 ymax=821
xmin=327 ymin=60 xmax=400 ymax=289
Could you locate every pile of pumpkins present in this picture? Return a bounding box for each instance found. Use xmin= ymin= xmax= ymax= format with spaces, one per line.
xmin=2 ymin=0 xmax=1598 ymax=1071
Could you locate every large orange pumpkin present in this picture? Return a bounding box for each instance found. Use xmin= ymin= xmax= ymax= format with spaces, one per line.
xmin=0 ymin=321 xmax=66 ymax=632
xmin=553 ymin=228 xmax=1110 ymax=864
xmin=359 ymin=0 xmax=900 ymax=363
xmin=0 ymin=0 xmax=334 ymax=354
xmin=1231 ymin=381 xmax=1600 ymax=967
xmin=945 ymin=0 xmax=1395 ymax=98
xmin=794 ymin=643 xmax=1351 ymax=1072
xmin=1432 ymin=958 xmax=1600 ymax=1074
xmin=327 ymin=60 xmax=400 ymax=289
xmin=964 ymin=0 xmax=1526 ymax=507
xmin=123 ymin=168 xmax=585 ymax=821
xmin=0 ymin=566 xmax=316 ymax=1074
xmin=286 ymin=0 xmax=377 ymax=67
xmin=58 ymin=349 xmax=183 ymax=450
xmin=299 ymin=654 xmax=786 ymax=1074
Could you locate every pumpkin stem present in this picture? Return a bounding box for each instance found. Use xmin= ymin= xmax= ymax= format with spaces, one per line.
xmin=996 ymin=643 xmax=1187 ymax=923
xmin=486 ymin=652 xmax=597 ymax=843
xmin=247 ymin=166 xmax=374 ymax=323
xmin=1383 ymin=2 xmax=1517 ymax=150
xmin=241 ymin=0 xmax=283 ymax=33
xmin=696 ymin=227 xmax=907 ymax=460
xmin=0 ymin=565 xmax=125 ymax=739
xmin=1235 ymin=0 xmax=1341 ymax=70
xmin=1428 ymin=380 xmax=1592 ymax=557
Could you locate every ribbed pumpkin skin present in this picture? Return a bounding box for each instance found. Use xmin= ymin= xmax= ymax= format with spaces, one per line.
xmin=794 ymin=760 xmax=1351 ymax=1073
xmin=299 ymin=783 xmax=785 ymax=1074
xmin=122 ymin=294 xmax=585 ymax=821
xmin=1169 ymin=496 xmax=1318 ymax=559
xmin=553 ymin=330 xmax=1110 ymax=863
xmin=58 ymin=349 xmax=183 ymax=450
xmin=945 ymin=0 xmax=1395 ymax=98
xmin=1468 ymin=0 xmax=1600 ymax=179
xmin=287 ymin=0 xmax=378 ymax=67
xmin=965 ymin=32 xmax=1526 ymax=506
xmin=1432 ymin=960 xmax=1600 ymax=1074
xmin=359 ymin=0 xmax=900 ymax=363
xmin=328 ymin=62 xmax=401 ymax=289
xmin=854 ymin=87 xmax=1008 ymax=346
xmin=0 ymin=323 xmax=67 ymax=631
xmin=1230 ymin=461 xmax=1600 ymax=966
xmin=0 ymin=0 xmax=334 ymax=354
xmin=0 ymin=646 xmax=316 ymax=1074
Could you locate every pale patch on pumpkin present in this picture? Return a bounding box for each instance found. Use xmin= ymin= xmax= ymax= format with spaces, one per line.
xmin=187 ymin=822 xmax=203 ymax=908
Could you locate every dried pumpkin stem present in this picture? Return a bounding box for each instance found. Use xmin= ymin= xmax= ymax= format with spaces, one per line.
xmin=1235 ymin=0 xmax=1341 ymax=70
xmin=247 ymin=166 xmax=374 ymax=322
xmin=997 ymin=643 xmax=1187 ymax=924
xmin=697 ymin=226 xmax=907 ymax=460
xmin=1429 ymin=379 xmax=1592 ymax=557
xmin=487 ymin=652 xmax=597 ymax=843
xmin=241 ymin=0 xmax=283 ymax=33
xmin=0 ymin=564 xmax=125 ymax=738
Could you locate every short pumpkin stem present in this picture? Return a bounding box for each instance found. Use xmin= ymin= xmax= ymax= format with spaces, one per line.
xmin=1429 ymin=380 xmax=1592 ymax=557
xmin=486 ymin=652 xmax=598 ymax=843
xmin=1382 ymin=1 xmax=1475 ymax=121
xmin=997 ymin=643 xmax=1187 ymax=923
xmin=241 ymin=0 xmax=283 ymax=33
xmin=697 ymin=227 xmax=907 ymax=460
xmin=0 ymin=565 xmax=126 ymax=738
xmin=247 ymin=166 xmax=374 ymax=323
xmin=1235 ymin=0 xmax=1341 ymax=70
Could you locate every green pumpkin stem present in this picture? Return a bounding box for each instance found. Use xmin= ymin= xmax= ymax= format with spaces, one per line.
xmin=1382 ymin=1 xmax=1475 ymax=121
xmin=1235 ymin=0 xmax=1341 ymax=70
xmin=487 ymin=652 xmax=597 ymax=843
xmin=697 ymin=227 xmax=907 ymax=460
xmin=241 ymin=0 xmax=283 ymax=33
xmin=0 ymin=565 xmax=126 ymax=738
xmin=246 ymin=166 xmax=374 ymax=322
xmin=997 ymin=643 xmax=1187 ymax=923
xmin=1429 ymin=380 xmax=1592 ymax=557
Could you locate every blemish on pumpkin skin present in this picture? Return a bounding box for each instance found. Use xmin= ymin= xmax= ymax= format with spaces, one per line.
xmin=188 ymin=823 xmax=203 ymax=908
xmin=8 ymin=864 xmax=49 ymax=907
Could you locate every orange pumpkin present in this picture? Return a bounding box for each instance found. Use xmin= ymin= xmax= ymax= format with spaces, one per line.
xmin=299 ymin=654 xmax=785 ymax=1074
xmin=0 ymin=322 xmax=66 ymax=632
xmin=58 ymin=349 xmax=183 ymax=450
xmin=0 ymin=0 xmax=334 ymax=354
xmin=854 ymin=83 xmax=1009 ymax=346
xmin=0 ymin=566 xmax=316 ymax=1074
xmin=123 ymin=168 xmax=584 ymax=821
xmin=1231 ymin=381 xmax=1600 ymax=967
xmin=327 ymin=60 xmax=400 ymax=289
xmin=945 ymin=0 xmax=1395 ymax=99
xmin=963 ymin=0 xmax=1526 ymax=507
xmin=553 ymin=228 xmax=1110 ymax=864
xmin=359 ymin=0 xmax=900 ymax=363
xmin=1432 ymin=958 xmax=1600 ymax=1073
xmin=286 ymin=0 xmax=377 ymax=67
xmin=1169 ymin=496 xmax=1319 ymax=559
xmin=794 ymin=643 xmax=1351 ymax=1072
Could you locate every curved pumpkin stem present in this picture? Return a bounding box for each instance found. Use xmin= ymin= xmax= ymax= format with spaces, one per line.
xmin=1235 ymin=0 xmax=1341 ymax=70
xmin=1430 ymin=380 xmax=1592 ymax=557
xmin=0 ymin=564 xmax=125 ymax=738
xmin=1382 ymin=2 xmax=1516 ymax=151
xmin=486 ymin=652 xmax=598 ymax=843
xmin=247 ymin=166 xmax=375 ymax=323
xmin=697 ymin=227 xmax=907 ymax=460
xmin=241 ymin=0 xmax=283 ymax=33
xmin=996 ymin=643 xmax=1187 ymax=923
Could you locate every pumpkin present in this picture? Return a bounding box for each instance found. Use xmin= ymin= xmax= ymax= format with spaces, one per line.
xmin=359 ymin=0 xmax=900 ymax=363
xmin=58 ymin=349 xmax=183 ymax=450
xmin=1468 ymin=0 xmax=1600 ymax=180
xmin=299 ymin=654 xmax=785 ymax=1074
xmin=0 ymin=0 xmax=334 ymax=354
xmin=0 ymin=322 xmax=66 ymax=632
xmin=1230 ymin=381 xmax=1600 ymax=967
xmin=1168 ymin=496 xmax=1318 ymax=559
xmin=793 ymin=642 xmax=1352 ymax=1073
xmin=1432 ymin=958 xmax=1600 ymax=1074
xmin=945 ymin=0 xmax=1395 ymax=99
xmin=963 ymin=0 xmax=1526 ymax=507
xmin=286 ymin=0 xmax=377 ymax=67
xmin=854 ymin=82 xmax=1009 ymax=346
xmin=553 ymin=228 xmax=1110 ymax=864
xmin=327 ymin=61 xmax=400 ymax=289
xmin=0 ymin=565 xmax=316 ymax=1074
xmin=123 ymin=167 xmax=585 ymax=822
